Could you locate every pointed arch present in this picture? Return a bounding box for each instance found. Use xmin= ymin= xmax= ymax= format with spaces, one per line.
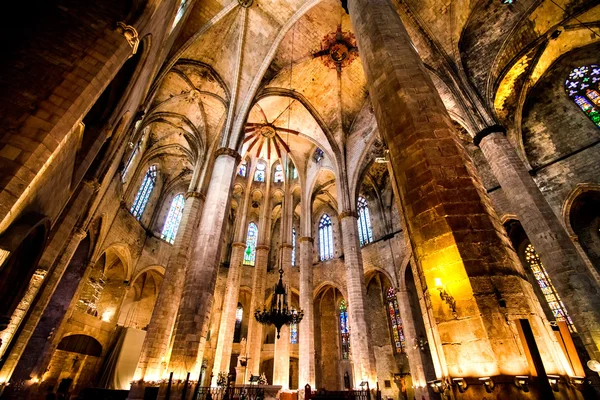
xmin=318 ymin=214 xmax=333 ymax=261
xmin=357 ymin=196 xmax=373 ymax=246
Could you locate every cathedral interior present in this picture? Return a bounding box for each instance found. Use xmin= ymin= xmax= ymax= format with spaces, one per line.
xmin=0 ymin=0 xmax=600 ymax=399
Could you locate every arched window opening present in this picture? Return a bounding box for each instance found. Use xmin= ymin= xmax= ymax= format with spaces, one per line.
xmin=161 ymin=194 xmax=185 ymax=244
xmin=357 ymin=196 xmax=374 ymax=246
xmin=238 ymin=161 xmax=248 ymax=177
xmin=525 ymin=244 xmax=575 ymax=332
xmin=339 ymin=300 xmax=350 ymax=360
xmin=313 ymin=148 xmax=324 ymax=163
xmin=244 ymin=223 xmax=258 ymax=266
xmin=254 ymin=162 xmax=266 ymax=182
xmin=319 ymin=214 xmax=333 ymax=261
xmin=57 ymin=334 xmax=102 ymax=357
xmin=234 ymin=304 xmax=243 ymax=342
xmin=386 ymin=288 xmax=405 ymax=352
xmin=131 ymin=165 xmax=157 ymax=220
xmin=274 ymin=164 xmax=284 ymax=183
xmin=565 ymin=65 xmax=600 ymax=128
xmin=290 ymin=322 xmax=298 ymax=344
xmin=291 ymin=228 xmax=296 ymax=266
xmin=171 ymin=0 xmax=188 ymax=31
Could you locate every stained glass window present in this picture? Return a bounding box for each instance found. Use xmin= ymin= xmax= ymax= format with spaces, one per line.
xmin=239 ymin=161 xmax=247 ymax=177
xmin=386 ymin=288 xmax=405 ymax=352
xmin=171 ymin=0 xmax=188 ymax=30
xmin=339 ymin=300 xmax=350 ymax=359
xmin=292 ymin=166 xmax=298 ymax=179
xmin=274 ymin=164 xmax=284 ymax=183
xmin=525 ymin=244 xmax=575 ymax=332
xmin=131 ymin=165 xmax=157 ymax=220
xmin=291 ymin=228 xmax=296 ymax=266
xmin=565 ymin=65 xmax=600 ymax=128
xmin=234 ymin=304 xmax=243 ymax=342
xmin=243 ymin=222 xmax=258 ymax=266
xmin=290 ymin=322 xmax=298 ymax=344
xmin=313 ymin=148 xmax=324 ymax=163
xmin=357 ymin=196 xmax=374 ymax=246
xmin=319 ymin=214 xmax=333 ymax=261
xmin=254 ymin=162 xmax=266 ymax=182
xmin=161 ymin=193 xmax=185 ymax=244
xmin=122 ymin=143 xmax=139 ymax=182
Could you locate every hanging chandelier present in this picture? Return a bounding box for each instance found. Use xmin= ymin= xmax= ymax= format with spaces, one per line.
xmin=254 ymin=268 xmax=303 ymax=338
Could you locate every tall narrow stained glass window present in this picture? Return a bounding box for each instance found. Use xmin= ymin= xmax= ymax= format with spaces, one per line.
xmin=565 ymin=65 xmax=600 ymax=128
xmin=239 ymin=161 xmax=247 ymax=177
xmin=525 ymin=243 xmax=575 ymax=331
xmin=131 ymin=165 xmax=157 ymax=220
xmin=319 ymin=214 xmax=334 ymax=261
xmin=171 ymin=0 xmax=188 ymax=30
xmin=290 ymin=323 xmax=298 ymax=344
xmin=243 ymin=222 xmax=258 ymax=266
xmin=161 ymin=194 xmax=185 ymax=244
xmin=274 ymin=164 xmax=284 ymax=183
xmin=386 ymin=288 xmax=405 ymax=352
xmin=122 ymin=143 xmax=139 ymax=183
xmin=291 ymin=228 xmax=296 ymax=266
xmin=357 ymin=196 xmax=374 ymax=246
xmin=339 ymin=300 xmax=350 ymax=359
xmin=254 ymin=162 xmax=266 ymax=182
xmin=234 ymin=304 xmax=243 ymax=342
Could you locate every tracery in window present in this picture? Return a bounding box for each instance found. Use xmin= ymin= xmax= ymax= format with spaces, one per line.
xmin=274 ymin=164 xmax=284 ymax=183
xmin=565 ymin=65 xmax=600 ymax=128
xmin=339 ymin=300 xmax=350 ymax=360
xmin=161 ymin=193 xmax=185 ymax=244
xmin=239 ymin=161 xmax=248 ymax=177
xmin=131 ymin=165 xmax=157 ymax=220
xmin=243 ymin=222 xmax=258 ymax=266
xmin=525 ymin=243 xmax=575 ymax=332
xmin=319 ymin=214 xmax=334 ymax=261
xmin=254 ymin=162 xmax=266 ymax=182
xmin=386 ymin=288 xmax=405 ymax=352
xmin=292 ymin=228 xmax=296 ymax=266
xmin=290 ymin=322 xmax=298 ymax=344
xmin=357 ymin=196 xmax=374 ymax=246
xmin=234 ymin=304 xmax=243 ymax=342
xmin=313 ymin=148 xmax=324 ymax=163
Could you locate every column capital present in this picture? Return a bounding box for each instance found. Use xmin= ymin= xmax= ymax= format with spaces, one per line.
xmin=82 ymin=178 xmax=101 ymax=192
xmin=339 ymin=210 xmax=358 ymax=220
xmin=185 ymin=191 xmax=205 ymax=200
xmin=73 ymin=228 xmax=87 ymax=241
xmin=215 ymin=147 xmax=242 ymax=164
xmin=232 ymin=242 xmax=246 ymax=248
xmin=299 ymin=237 xmax=314 ymax=243
xmin=473 ymin=124 xmax=506 ymax=147
xmin=256 ymin=245 xmax=270 ymax=251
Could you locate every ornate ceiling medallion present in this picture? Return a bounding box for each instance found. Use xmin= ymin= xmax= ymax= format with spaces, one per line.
xmin=238 ymin=0 xmax=253 ymax=8
xmin=314 ymin=25 xmax=358 ymax=72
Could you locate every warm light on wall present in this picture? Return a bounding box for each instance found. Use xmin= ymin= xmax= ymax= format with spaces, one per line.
xmin=101 ymin=309 xmax=115 ymax=322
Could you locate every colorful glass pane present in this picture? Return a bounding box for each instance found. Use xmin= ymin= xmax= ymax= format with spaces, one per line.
xmin=319 ymin=214 xmax=333 ymax=261
xmin=313 ymin=148 xmax=324 ymax=163
xmin=171 ymin=0 xmax=188 ymax=30
xmin=161 ymin=193 xmax=185 ymax=244
xmin=525 ymin=244 xmax=575 ymax=332
xmin=274 ymin=164 xmax=284 ymax=183
xmin=131 ymin=165 xmax=157 ymax=220
xmin=357 ymin=196 xmax=374 ymax=246
xmin=254 ymin=162 xmax=266 ymax=182
xmin=565 ymin=65 xmax=600 ymax=128
xmin=290 ymin=322 xmax=298 ymax=344
xmin=292 ymin=228 xmax=296 ymax=266
xmin=239 ymin=161 xmax=247 ymax=177
xmin=243 ymin=222 xmax=258 ymax=266
xmin=339 ymin=300 xmax=350 ymax=359
xmin=386 ymin=288 xmax=405 ymax=351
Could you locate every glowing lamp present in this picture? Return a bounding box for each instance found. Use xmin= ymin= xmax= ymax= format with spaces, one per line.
xmin=452 ymin=377 xmax=467 ymax=393
xmin=434 ymin=278 xmax=443 ymax=288
xmin=587 ymin=359 xmax=600 ymax=372
xmin=514 ymin=376 xmax=529 ymax=392
xmin=479 ymin=377 xmax=494 ymax=393
xmin=547 ymin=375 xmax=560 ymax=392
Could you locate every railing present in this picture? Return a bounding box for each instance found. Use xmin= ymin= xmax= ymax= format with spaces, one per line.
xmin=192 ymin=386 xmax=266 ymax=400
xmin=303 ymin=384 xmax=372 ymax=400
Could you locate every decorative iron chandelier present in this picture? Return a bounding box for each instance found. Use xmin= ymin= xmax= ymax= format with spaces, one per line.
xmin=254 ymin=268 xmax=303 ymax=338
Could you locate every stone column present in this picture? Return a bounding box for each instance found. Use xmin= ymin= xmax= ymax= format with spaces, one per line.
xmin=273 ymin=244 xmax=293 ymax=389
xmin=167 ymin=148 xmax=239 ymax=379
xmin=298 ymin=237 xmax=315 ymax=388
xmin=348 ymin=0 xmax=563 ymax=383
xmin=339 ymin=212 xmax=376 ymax=385
xmin=246 ymin=245 xmax=269 ymax=380
xmin=477 ymin=127 xmax=600 ymax=361
xmin=134 ymin=191 xmax=205 ymax=383
xmin=211 ymin=242 xmax=246 ymax=383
